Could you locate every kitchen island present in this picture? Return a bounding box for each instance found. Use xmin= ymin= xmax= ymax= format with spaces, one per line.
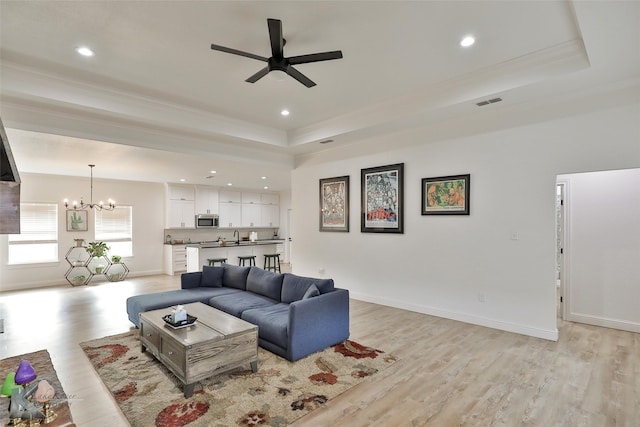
xmin=186 ymin=239 xmax=284 ymax=272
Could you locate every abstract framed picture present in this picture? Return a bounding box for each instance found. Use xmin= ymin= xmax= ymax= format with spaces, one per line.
xmin=319 ymin=175 xmax=350 ymax=232
xmin=66 ymin=209 xmax=88 ymax=231
xmin=421 ymin=174 xmax=470 ymax=215
xmin=361 ymin=163 xmax=404 ymax=233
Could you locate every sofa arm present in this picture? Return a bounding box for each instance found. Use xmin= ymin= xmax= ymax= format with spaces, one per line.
xmin=288 ymin=288 xmax=350 ymax=361
xmin=181 ymin=272 xmax=202 ymax=289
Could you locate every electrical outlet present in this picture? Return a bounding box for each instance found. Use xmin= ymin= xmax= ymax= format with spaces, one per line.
xmin=478 ymin=293 xmax=486 ymax=303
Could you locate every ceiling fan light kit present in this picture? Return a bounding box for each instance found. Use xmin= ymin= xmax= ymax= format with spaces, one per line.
xmin=211 ymin=18 xmax=343 ymax=88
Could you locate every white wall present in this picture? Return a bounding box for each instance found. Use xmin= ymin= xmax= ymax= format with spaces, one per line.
xmin=561 ymin=168 xmax=640 ymax=332
xmin=0 ymin=173 xmax=165 ymax=291
xmin=291 ymin=102 xmax=640 ymax=341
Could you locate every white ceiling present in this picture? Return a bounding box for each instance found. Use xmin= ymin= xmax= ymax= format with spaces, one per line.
xmin=1 ymin=1 xmax=639 ymax=191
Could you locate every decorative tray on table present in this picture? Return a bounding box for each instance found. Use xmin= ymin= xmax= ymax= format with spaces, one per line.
xmin=162 ymin=314 xmax=197 ymax=329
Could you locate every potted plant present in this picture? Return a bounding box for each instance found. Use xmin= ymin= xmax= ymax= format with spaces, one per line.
xmin=111 ymin=255 xmax=122 ymax=264
xmin=73 ymin=275 xmax=86 ymax=285
xmin=86 ymin=241 xmax=110 ymax=258
xmin=95 ymin=264 xmax=105 ymax=274
xmin=74 ymin=238 xmax=85 ymax=247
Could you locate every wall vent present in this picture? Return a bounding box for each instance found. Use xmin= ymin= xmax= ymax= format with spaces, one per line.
xmin=476 ymin=97 xmax=503 ymax=107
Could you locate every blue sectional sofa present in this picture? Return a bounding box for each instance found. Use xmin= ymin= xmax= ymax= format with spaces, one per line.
xmin=126 ymin=264 xmax=350 ymax=361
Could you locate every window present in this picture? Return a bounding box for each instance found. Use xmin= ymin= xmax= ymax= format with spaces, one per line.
xmin=95 ymin=206 xmax=133 ymax=257
xmin=8 ymin=203 xmax=58 ymax=265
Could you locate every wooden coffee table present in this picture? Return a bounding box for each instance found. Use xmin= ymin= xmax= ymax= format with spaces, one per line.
xmin=139 ymin=302 xmax=258 ymax=398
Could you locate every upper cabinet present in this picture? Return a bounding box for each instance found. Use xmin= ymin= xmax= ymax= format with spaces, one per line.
xmin=241 ymin=192 xmax=261 ymax=204
xmin=218 ymin=189 xmax=242 ymax=227
xmin=166 ymin=185 xmax=279 ymax=229
xmin=261 ymin=193 xmax=279 ymax=205
xmin=195 ymin=186 xmax=219 ymax=214
xmin=168 ymin=184 xmax=195 ymax=201
xmin=167 ymin=184 xmax=195 ymax=228
xmin=219 ymin=189 xmax=242 ymax=204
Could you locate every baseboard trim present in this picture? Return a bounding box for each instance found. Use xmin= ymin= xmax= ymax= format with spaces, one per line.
xmin=1 ymin=269 xmax=164 ymax=292
xmin=566 ymin=312 xmax=640 ymax=333
xmin=350 ymin=292 xmax=559 ymax=341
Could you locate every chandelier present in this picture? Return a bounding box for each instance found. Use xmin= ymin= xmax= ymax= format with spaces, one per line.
xmin=64 ymin=164 xmax=115 ymax=211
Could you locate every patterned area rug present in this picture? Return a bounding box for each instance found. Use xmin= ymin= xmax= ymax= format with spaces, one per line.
xmin=80 ymin=331 xmax=396 ymax=427
xmin=0 ymin=350 xmax=76 ymax=427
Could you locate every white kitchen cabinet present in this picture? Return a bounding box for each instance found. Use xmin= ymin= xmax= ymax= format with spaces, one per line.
xmin=163 ymin=244 xmax=188 ymax=275
xmin=167 ymin=199 xmax=195 ymax=228
xmin=219 ymin=201 xmax=242 ymax=228
xmin=219 ymin=189 xmax=242 ymax=203
xmin=242 ymin=203 xmax=261 ymax=227
xmin=195 ymin=186 xmax=219 ymax=214
xmin=260 ymin=204 xmax=279 ymax=227
xmin=241 ymin=192 xmax=261 ymax=204
xmin=261 ymin=193 xmax=279 ymax=205
xmin=260 ymin=193 xmax=279 ymax=227
xmin=167 ymin=184 xmax=195 ymax=228
xmin=168 ymin=184 xmax=195 ymax=201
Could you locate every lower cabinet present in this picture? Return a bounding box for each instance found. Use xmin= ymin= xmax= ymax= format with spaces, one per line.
xmin=164 ymin=244 xmax=187 ymax=275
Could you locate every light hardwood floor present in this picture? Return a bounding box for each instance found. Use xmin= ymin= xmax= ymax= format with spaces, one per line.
xmin=1 ymin=275 xmax=638 ymax=426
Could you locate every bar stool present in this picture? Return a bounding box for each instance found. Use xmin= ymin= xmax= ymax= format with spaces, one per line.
xmin=263 ymin=253 xmax=281 ymax=273
xmin=207 ymin=258 xmax=227 ymax=266
xmin=238 ymin=255 xmax=256 ymax=266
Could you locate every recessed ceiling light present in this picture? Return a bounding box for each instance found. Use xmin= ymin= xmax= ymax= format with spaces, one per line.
xmin=263 ymin=186 xmax=269 ymax=190
xmin=209 ymin=170 xmax=217 ymax=174
xmin=179 ymin=178 xmax=186 ymax=182
xmin=460 ymin=36 xmax=475 ymax=47
xmin=227 ymin=182 xmax=233 ymax=186
xmin=281 ymin=110 xmax=290 ymax=116
xmin=261 ymin=176 xmax=267 ymax=180
xmin=76 ymin=46 xmax=95 ymax=57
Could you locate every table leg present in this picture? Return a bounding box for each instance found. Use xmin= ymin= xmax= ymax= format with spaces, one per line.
xmin=184 ymin=383 xmax=196 ymax=398
xmin=250 ymin=360 xmax=258 ymax=373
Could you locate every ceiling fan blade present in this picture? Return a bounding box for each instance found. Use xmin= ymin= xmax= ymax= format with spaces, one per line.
xmin=267 ymin=18 xmax=284 ymax=59
xmin=288 ymin=50 xmax=343 ymax=65
xmin=286 ymin=65 xmax=316 ymax=88
xmin=211 ymin=44 xmax=268 ymax=62
xmin=245 ymin=66 xmax=270 ymax=83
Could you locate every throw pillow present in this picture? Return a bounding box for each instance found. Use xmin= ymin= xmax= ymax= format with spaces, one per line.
xmin=302 ymin=284 xmax=319 ymax=299
xmin=201 ymin=266 xmax=224 ymax=287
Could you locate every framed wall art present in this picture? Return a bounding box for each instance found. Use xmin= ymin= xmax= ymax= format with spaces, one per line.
xmin=361 ymin=163 xmax=404 ymax=233
xmin=319 ymin=175 xmax=350 ymax=232
xmin=66 ymin=209 xmax=88 ymax=231
xmin=421 ymin=174 xmax=470 ymax=215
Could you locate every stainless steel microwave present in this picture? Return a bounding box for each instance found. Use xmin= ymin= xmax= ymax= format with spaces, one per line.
xmin=195 ymin=214 xmax=219 ymax=229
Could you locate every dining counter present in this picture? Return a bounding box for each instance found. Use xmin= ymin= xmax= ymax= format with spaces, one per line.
xmin=186 ymin=239 xmax=284 ymax=271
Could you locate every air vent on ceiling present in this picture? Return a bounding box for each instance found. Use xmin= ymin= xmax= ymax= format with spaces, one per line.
xmin=476 ymin=97 xmax=503 ymax=107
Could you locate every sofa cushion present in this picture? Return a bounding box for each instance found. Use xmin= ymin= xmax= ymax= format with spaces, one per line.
xmin=241 ymin=304 xmax=289 ymax=349
xmin=303 ymin=284 xmax=319 ymax=299
xmin=126 ymin=287 xmax=242 ymax=327
xmin=209 ymin=291 xmax=277 ymax=317
xmin=201 ymin=266 xmax=224 ymax=287
xmin=246 ymin=267 xmax=284 ymax=301
xmin=222 ymin=264 xmax=251 ymax=290
xmin=281 ymin=274 xmax=334 ymax=303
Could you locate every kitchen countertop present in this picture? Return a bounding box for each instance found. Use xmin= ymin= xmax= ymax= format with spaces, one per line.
xmin=186 ymin=239 xmax=284 ymax=248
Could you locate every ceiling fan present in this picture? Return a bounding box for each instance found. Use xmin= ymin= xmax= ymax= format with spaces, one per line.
xmin=210 ymin=18 xmax=343 ymax=88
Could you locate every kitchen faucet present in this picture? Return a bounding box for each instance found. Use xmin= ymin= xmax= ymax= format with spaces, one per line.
xmin=233 ymin=229 xmax=239 ymax=244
